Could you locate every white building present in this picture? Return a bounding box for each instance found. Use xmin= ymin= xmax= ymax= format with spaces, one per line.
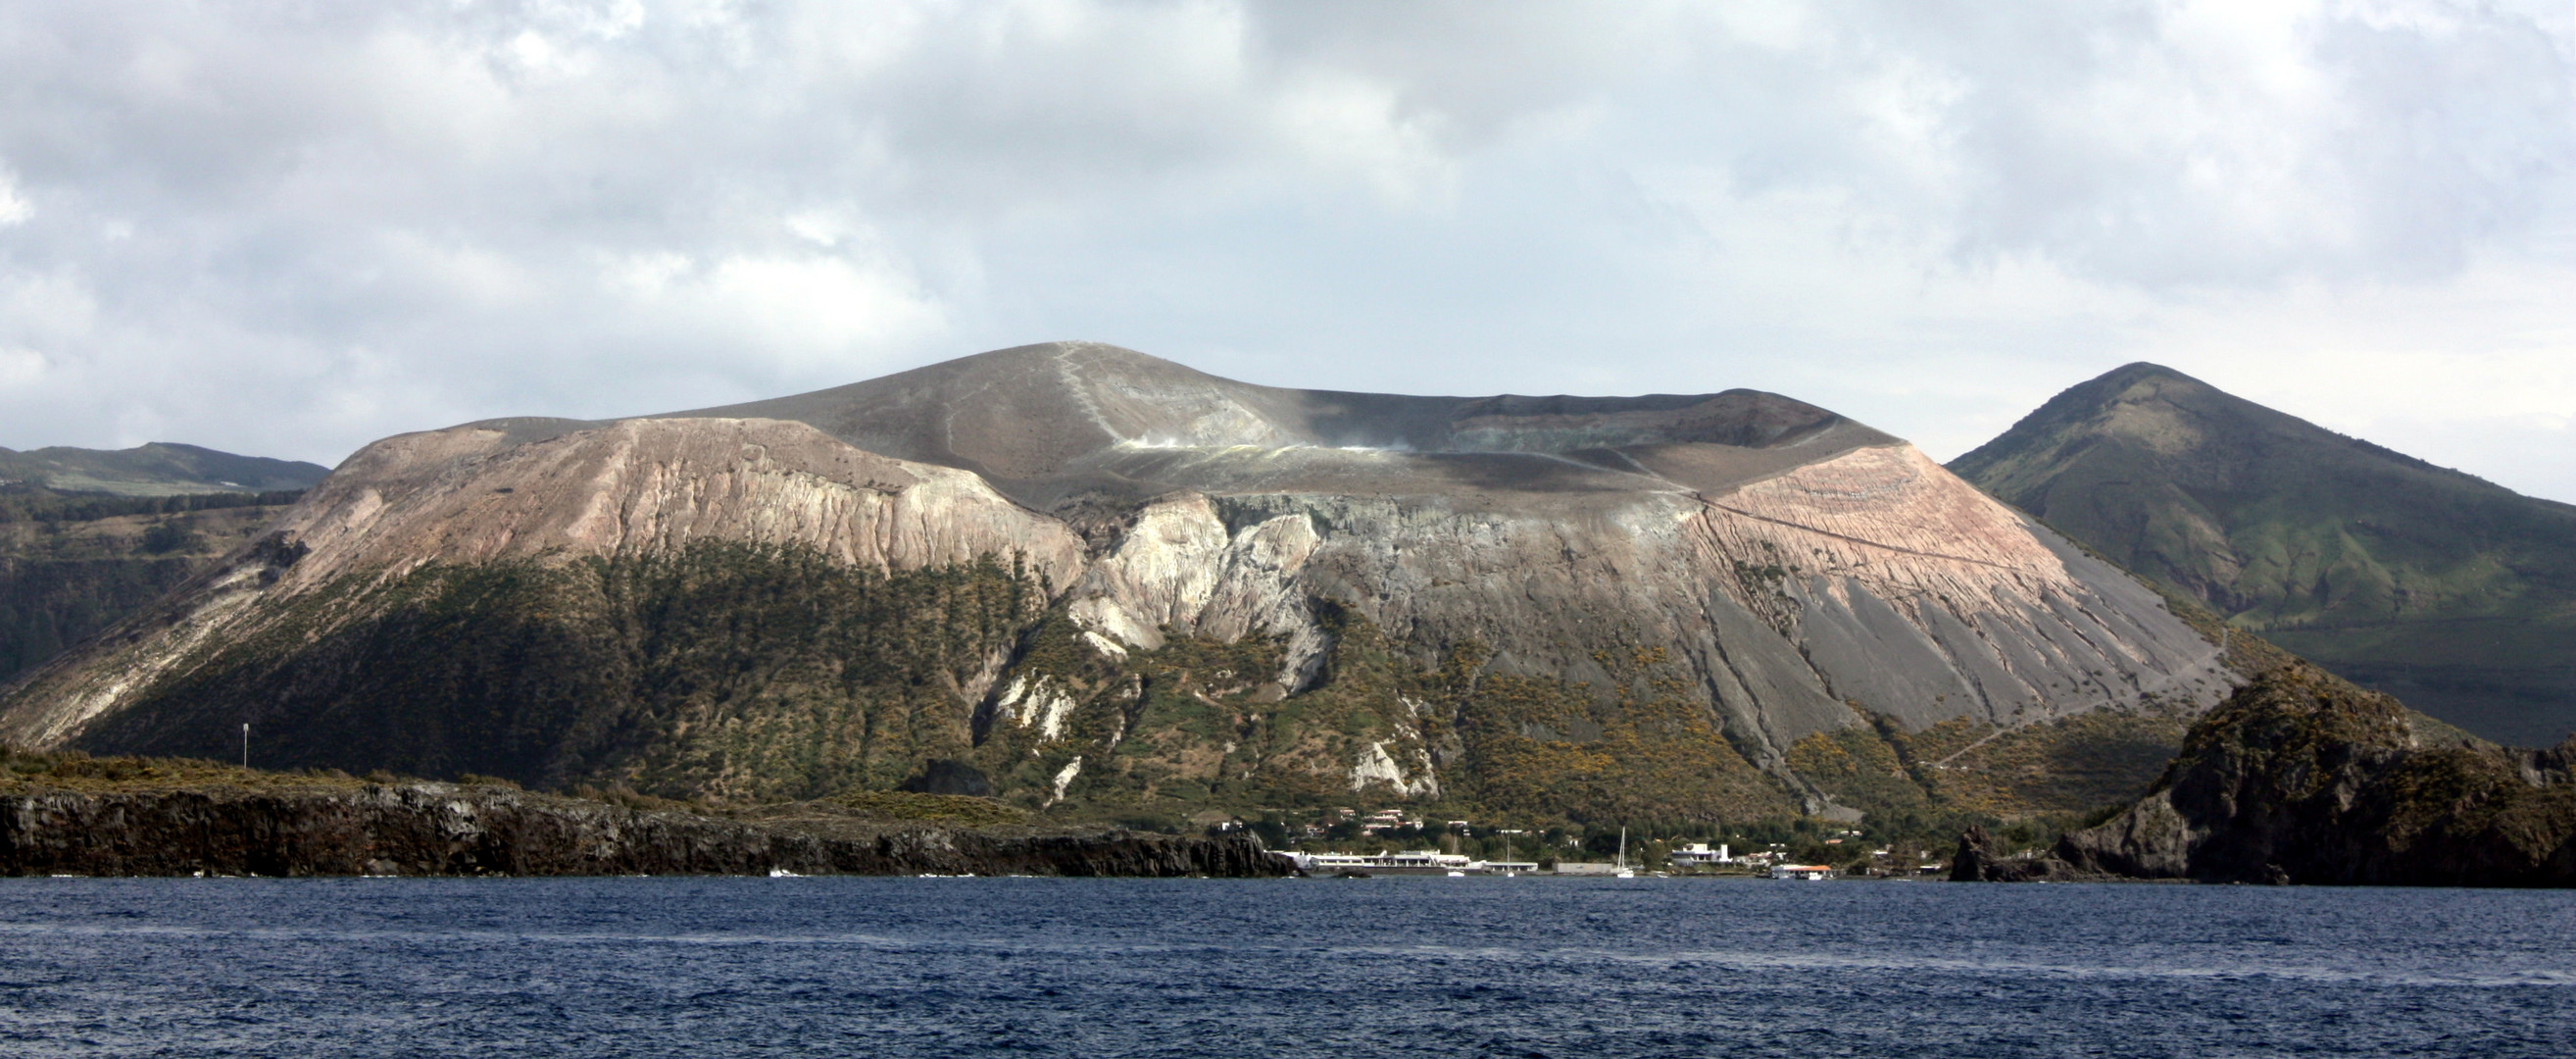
xmin=1285 ymin=850 xmax=1477 ymax=875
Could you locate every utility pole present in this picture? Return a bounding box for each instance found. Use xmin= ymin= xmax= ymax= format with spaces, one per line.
xmin=241 ymin=723 xmax=249 ymax=771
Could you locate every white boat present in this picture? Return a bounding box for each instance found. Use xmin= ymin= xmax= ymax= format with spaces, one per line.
xmin=1613 ymin=827 xmax=1635 ymax=878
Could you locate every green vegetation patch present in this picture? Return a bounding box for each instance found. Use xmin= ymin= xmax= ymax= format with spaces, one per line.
xmin=77 ymin=541 xmax=1048 ymax=804
xmin=972 ymin=603 xmax=1406 ymax=813
xmin=0 ymin=745 xmax=420 ymax=796
xmin=833 ymin=789 xmax=1029 ymax=828
xmin=1785 ymin=722 xmax=1930 ymax=817
xmin=969 ymin=604 xmax=1799 ymax=827
xmin=1449 ymin=642 xmax=1794 ymax=825
xmin=1785 ymin=703 xmax=2195 ymax=824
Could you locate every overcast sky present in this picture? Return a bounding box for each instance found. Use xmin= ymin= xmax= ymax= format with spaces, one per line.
xmin=3 ymin=1 xmax=2572 ymax=501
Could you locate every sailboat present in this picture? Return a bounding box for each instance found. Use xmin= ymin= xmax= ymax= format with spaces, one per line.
xmin=1614 ymin=827 xmax=1635 ymax=878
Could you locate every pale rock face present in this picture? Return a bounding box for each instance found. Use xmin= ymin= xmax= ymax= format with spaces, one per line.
xmin=1191 ymin=442 xmax=2226 ymax=766
xmin=1065 ymin=495 xmax=1231 ymax=649
xmin=1349 ymin=739 xmax=1439 ymax=798
xmin=0 ymin=418 xmax=1089 ymax=748
xmin=1065 ymin=494 xmax=1326 ymax=687
xmin=11 ymin=564 xmax=276 ymax=748
xmin=276 ymin=417 xmax=1086 ymax=584
xmin=1688 ymin=445 xmax=2226 ymax=731
xmin=1047 ymin=756 xmax=1084 ymax=806
xmin=992 ymin=676 xmax=1078 ymax=742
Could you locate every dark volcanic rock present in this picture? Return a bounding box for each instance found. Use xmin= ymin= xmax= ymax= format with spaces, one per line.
xmin=900 ymin=760 xmax=996 ymax=797
xmin=0 ymin=782 xmax=1286 ymax=878
xmin=1958 ymin=665 xmax=2576 ymax=886
xmin=1947 ymin=825 xmax=2105 ymax=882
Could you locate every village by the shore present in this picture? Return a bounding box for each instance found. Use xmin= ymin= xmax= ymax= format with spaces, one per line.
xmin=1244 ymin=806 xmax=1952 ymax=881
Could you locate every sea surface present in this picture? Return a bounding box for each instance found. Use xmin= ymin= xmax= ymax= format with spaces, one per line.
xmin=1 ymin=875 xmax=2570 ymax=1057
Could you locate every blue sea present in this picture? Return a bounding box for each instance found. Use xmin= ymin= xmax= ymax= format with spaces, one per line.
xmin=2 ymin=876 xmax=2570 ymax=1057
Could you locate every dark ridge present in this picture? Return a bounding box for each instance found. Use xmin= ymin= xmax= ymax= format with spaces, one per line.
xmin=0 ymin=780 xmax=1286 ymax=879
xmin=0 ymin=486 xmax=306 ymax=525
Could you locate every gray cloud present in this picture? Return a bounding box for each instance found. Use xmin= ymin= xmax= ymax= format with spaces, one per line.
xmin=2 ymin=0 xmax=2571 ymax=499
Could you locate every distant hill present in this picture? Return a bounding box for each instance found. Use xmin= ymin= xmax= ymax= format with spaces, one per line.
xmin=1951 ymin=363 xmax=2576 ymax=747
xmin=0 ymin=443 xmax=330 ymax=497
xmin=1 ymin=442 xmax=323 ymax=687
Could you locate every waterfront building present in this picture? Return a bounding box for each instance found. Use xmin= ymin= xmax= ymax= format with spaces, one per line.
xmin=1667 ymin=842 xmax=1732 ymax=866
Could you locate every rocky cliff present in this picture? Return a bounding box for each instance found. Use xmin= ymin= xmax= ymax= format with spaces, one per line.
xmin=0 ymin=342 xmax=2237 ymax=821
xmin=1956 ymin=664 xmax=2576 ymax=886
xmin=0 ymin=757 xmax=1280 ymax=879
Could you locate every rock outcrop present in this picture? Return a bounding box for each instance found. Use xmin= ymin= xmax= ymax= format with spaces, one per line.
xmin=0 ymin=343 xmax=2239 ymax=818
xmin=1959 ymin=665 xmax=2576 ymax=886
xmin=1948 ymin=825 xmax=2110 ymax=882
xmin=0 ymin=781 xmax=1284 ymax=878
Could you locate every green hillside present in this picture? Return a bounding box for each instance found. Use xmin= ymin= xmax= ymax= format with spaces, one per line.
xmin=1950 ymin=363 xmax=2576 ymax=746
xmin=69 ymin=540 xmax=1804 ymax=825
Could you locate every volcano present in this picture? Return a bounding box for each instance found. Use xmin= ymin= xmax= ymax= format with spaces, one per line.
xmin=0 ymin=343 xmax=2234 ymax=820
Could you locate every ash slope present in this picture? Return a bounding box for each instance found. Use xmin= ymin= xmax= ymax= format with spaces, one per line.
xmin=1950 ymin=362 xmax=2576 ymax=747
xmin=0 ymin=343 xmax=2230 ymax=816
xmin=676 ymin=341 xmax=2233 ymax=749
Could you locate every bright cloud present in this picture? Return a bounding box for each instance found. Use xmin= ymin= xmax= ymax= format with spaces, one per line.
xmin=0 ymin=0 xmax=2568 ymax=499
xmin=0 ymin=169 xmax=30 ymax=227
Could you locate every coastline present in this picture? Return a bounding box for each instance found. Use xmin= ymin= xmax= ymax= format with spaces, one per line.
xmin=0 ymin=780 xmax=1287 ymax=879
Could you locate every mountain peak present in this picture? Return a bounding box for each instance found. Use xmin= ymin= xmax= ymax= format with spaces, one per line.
xmin=1961 ymin=363 xmax=2208 ymax=457
xmin=2098 ymin=361 xmax=2201 ymax=385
